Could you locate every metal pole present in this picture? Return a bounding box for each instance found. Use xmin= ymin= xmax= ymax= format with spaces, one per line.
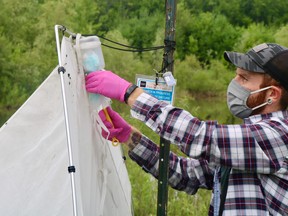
xmin=157 ymin=1 xmax=177 ymax=216
xmin=54 ymin=25 xmax=78 ymax=216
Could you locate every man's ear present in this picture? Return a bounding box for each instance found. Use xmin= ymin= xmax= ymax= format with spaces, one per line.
xmin=267 ymin=86 xmax=282 ymax=102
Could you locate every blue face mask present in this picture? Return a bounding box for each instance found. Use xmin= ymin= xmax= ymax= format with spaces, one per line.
xmin=227 ymin=79 xmax=272 ymax=119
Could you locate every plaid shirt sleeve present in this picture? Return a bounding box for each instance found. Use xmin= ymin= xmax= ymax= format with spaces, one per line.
xmin=128 ymin=134 xmax=214 ymax=194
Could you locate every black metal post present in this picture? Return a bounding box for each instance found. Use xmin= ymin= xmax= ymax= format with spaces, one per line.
xmin=157 ymin=1 xmax=177 ymax=216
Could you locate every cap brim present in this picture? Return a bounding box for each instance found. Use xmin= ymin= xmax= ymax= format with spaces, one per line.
xmin=224 ymin=51 xmax=265 ymax=73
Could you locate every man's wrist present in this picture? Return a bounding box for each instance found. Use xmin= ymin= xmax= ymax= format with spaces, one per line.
xmin=124 ymin=127 xmax=142 ymax=150
xmin=127 ymin=87 xmax=144 ymax=107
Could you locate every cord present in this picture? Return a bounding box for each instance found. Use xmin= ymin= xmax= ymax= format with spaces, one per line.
xmin=82 ymin=34 xmax=165 ymax=52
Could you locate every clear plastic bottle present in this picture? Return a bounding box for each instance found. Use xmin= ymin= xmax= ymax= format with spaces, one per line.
xmin=79 ymin=36 xmax=110 ymax=110
xmin=79 ymin=36 xmax=105 ymax=73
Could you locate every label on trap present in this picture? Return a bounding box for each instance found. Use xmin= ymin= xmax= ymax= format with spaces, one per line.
xmin=136 ymin=74 xmax=176 ymax=104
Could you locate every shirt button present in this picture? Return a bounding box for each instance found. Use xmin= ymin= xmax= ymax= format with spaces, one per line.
xmin=156 ymin=127 xmax=161 ymax=133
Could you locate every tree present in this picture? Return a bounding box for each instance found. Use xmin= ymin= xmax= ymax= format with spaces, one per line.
xmin=275 ymin=25 xmax=288 ymax=47
xmin=176 ymin=3 xmax=239 ymax=63
xmin=182 ymin=0 xmax=288 ymax=26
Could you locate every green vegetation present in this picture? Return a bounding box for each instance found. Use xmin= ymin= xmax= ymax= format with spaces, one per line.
xmin=1 ymin=0 xmax=288 ymax=214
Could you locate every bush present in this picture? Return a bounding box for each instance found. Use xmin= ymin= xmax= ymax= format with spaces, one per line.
xmin=233 ymin=23 xmax=276 ymax=52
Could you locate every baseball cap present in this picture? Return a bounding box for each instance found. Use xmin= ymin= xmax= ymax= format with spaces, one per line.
xmin=224 ymin=43 xmax=288 ymax=91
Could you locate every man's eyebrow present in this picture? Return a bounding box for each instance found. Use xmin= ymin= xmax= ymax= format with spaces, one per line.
xmin=237 ymin=69 xmax=250 ymax=77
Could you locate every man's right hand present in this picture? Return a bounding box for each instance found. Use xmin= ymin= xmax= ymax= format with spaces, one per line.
xmin=85 ymin=70 xmax=131 ymax=102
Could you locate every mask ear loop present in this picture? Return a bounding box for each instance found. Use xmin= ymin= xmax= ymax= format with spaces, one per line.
xmin=251 ymin=100 xmax=271 ymax=111
xmin=250 ymin=86 xmax=272 ymax=94
xmin=250 ymin=86 xmax=273 ymax=111
xmin=251 ymin=98 xmax=273 ymax=111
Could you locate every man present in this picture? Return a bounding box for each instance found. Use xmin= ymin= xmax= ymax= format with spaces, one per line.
xmin=85 ymin=43 xmax=288 ymax=215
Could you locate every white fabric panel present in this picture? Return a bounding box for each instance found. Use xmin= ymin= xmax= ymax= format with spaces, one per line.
xmin=0 ymin=69 xmax=72 ymax=216
xmin=0 ymin=36 xmax=132 ymax=216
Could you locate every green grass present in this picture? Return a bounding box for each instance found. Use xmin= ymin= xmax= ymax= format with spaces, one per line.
xmin=124 ymin=151 xmax=212 ymax=215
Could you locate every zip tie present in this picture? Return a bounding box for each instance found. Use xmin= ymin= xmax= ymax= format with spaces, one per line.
xmin=68 ymin=166 xmax=76 ymax=173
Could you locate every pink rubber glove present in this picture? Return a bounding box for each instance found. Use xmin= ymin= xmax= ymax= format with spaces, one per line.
xmin=98 ymin=107 xmax=131 ymax=143
xmin=85 ymin=70 xmax=131 ymax=102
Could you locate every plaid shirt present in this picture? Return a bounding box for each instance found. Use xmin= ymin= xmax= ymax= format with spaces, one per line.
xmin=128 ymin=93 xmax=288 ymax=216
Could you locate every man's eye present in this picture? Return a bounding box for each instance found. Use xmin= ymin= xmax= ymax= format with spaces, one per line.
xmin=240 ymin=75 xmax=248 ymax=81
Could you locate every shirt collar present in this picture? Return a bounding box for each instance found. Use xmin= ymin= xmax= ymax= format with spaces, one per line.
xmin=244 ymin=110 xmax=288 ymax=124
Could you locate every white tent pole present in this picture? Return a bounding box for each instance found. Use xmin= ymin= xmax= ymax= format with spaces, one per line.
xmin=54 ymin=24 xmax=78 ymax=216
